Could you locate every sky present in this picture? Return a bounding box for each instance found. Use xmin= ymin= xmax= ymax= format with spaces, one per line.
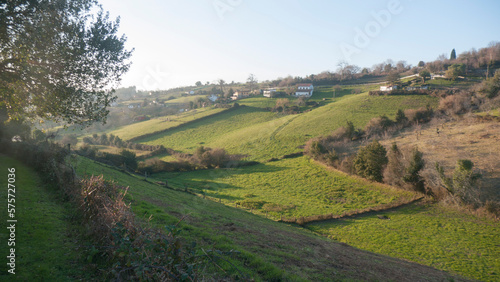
xmin=97 ymin=0 xmax=500 ymax=90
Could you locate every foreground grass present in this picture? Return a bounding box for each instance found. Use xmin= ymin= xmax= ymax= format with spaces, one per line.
xmin=308 ymin=202 xmax=500 ymax=281
xmin=0 ymin=155 xmax=88 ymax=280
xmin=74 ymin=156 xmax=461 ymax=281
xmin=155 ymin=157 xmax=418 ymax=219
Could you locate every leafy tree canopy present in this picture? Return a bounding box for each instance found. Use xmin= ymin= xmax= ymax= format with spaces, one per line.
xmin=0 ymin=0 xmax=133 ymax=126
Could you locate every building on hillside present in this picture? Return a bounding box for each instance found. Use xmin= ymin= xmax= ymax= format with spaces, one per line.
xmin=128 ymin=103 xmax=141 ymax=109
xmin=231 ymin=90 xmax=250 ymax=100
xmin=295 ymin=84 xmax=314 ymax=97
xmin=380 ymin=85 xmax=398 ymax=92
xmin=406 ymin=85 xmax=429 ymax=90
xmin=263 ymin=88 xmax=277 ymax=98
xmin=208 ymin=94 xmax=218 ymax=102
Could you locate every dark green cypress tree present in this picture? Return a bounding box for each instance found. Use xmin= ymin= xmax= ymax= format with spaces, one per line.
xmin=450 ymin=48 xmax=457 ymax=60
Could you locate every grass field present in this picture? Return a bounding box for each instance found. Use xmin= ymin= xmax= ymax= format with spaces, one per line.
xmin=107 ymin=106 xmax=225 ymax=141
xmin=154 ymin=156 xmax=418 ymax=219
xmin=0 ymin=155 xmax=89 ymax=280
xmin=135 ymin=90 xmax=438 ymax=161
xmin=307 ymin=202 xmax=500 ymax=281
xmin=73 ymin=155 xmax=462 ymax=281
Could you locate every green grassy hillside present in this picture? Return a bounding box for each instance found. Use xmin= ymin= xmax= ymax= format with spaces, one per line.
xmin=134 ymin=90 xmax=437 ymax=161
xmin=0 ymin=155 xmax=89 ymax=280
xmin=308 ymin=202 xmax=500 ymax=281
xmin=157 ymin=157 xmax=417 ymax=219
xmin=107 ymin=106 xmax=225 ymax=141
xmin=73 ymin=155 xmax=461 ymax=281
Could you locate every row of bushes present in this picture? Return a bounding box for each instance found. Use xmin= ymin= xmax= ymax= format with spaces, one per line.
xmin=0 ymin=138 xmax=220 ymax=280
xmin=83 ymin=133 xmax=170 ymax=158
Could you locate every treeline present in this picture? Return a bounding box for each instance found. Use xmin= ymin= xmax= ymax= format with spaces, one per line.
xmin=83 ymin=133 xmax=168 ymax=154
xmin=78 ymin=136 xmax=250 ymax=175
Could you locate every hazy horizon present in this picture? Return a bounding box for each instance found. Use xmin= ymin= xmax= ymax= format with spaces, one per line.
xmin=99 ymin=0 xmax=500 ymax=91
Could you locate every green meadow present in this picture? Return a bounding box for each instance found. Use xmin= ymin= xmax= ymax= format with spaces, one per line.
xmin=0 ymin=156 xmax=89 ymax=280
xmin=107 ymin=106 xmax=224 ymax=141
xmin=154 ymin=157 xmax=417 ymax=219
xmin=73 ymin=155 xmax=461 ymax=281
xmin=134 ymin=90 xmax=438 ymax=161
xmin=307 ymin=202 xmax=500 ymax=281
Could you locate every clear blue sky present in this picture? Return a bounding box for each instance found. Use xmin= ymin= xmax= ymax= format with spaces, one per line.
xmin=98 ymin=0 xmax=500 ymax=90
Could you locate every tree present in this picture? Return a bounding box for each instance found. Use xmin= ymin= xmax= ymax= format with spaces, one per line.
xmin=217 ymin=79 xmax=225 ymax=94
xmin=383 ymin=143 xmax=405 ymax=187
xmin=450 ymin=48 xmax=457 ymax=60
xmin=445 ymin=64 xmax=466 ymax=80
xmin=0 ymin=0 xmax=132 ymax=126
xmin=387 ymin=71 xmax=400 ymax=85
xmin=418 ymin=61 xmax=425 ymax=67
xmin=354 ymin=140 xmax=388 ymax=182
xmin=403 ymin=147 xmax=425 ymax=193
xmin=419 ymin=69 xmax=431 ymax=83
xmin=60 ymin=134 xmax=78 ymax=148
xmin=195 ymin=81 xmax=202 ymax=87
xmin=120 ymin=149 xmax=137 ymax=170
xmin=436 ymin=160 xmax=481 ymax=204
xmin=479 ymin=69 xmax=500 ymax=99
xmin=247 ymin=74 xmax=258 ymax=91
xmin=395 ymin=109 xmax=408 ymax=124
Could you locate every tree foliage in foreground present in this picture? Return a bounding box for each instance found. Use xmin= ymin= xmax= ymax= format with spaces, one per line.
xmin=0 ymin=0 xmax=133 ymax=125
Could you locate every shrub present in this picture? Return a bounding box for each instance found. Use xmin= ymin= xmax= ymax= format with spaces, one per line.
xmin=60 ymin=134 xmax=78 ymax=148
xmin=404 ymin=106 xmax=433 ymax=124
xmin=236 ymin=199 xmax=266 ymax=209
xmin=436 ymin=159 xmax=482 ymax=205
xmin=119 ymin=149 xmax=138 ymax=170
xmin=395 ymin=109 xmax=408 ymax=125
xmin=354 ymin=140 xmax=388 ymax=182
xmin=438 ymin=92 xmax=473 ymax=116
xmin=383 ymin=143 xmax=405 ymax=187
xmin=364 ymin=115 xmax=394 ymax=136
xmin=402 ymin=147 xmax=425 ymax=193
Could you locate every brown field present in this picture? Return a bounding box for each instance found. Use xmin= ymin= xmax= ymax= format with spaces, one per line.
xmin=379 ymin=115 xmax=500 ymax=200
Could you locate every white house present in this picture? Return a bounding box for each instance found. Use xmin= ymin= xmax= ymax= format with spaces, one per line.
xmin=208 ymin=94 xmax=218 ymax=102
xmin=231 ymin=90 xmax=250 ymax=100
xmin=295 ymin=84 xmax=314 ymax=97
xmin=380 ymin=85 xmax=398 ymax=92
xmin=128 ymin=103 xmax=141 ymax=109
xmin=263 ymin=88 xmax=276 ymax=98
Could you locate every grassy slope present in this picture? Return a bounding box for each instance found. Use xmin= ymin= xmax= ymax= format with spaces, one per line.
xmin=157 ymin=156 xmax=417 ymax=219
xmin=136 ymin=91 xmax=438 ymax=161
xmin=107 ymin=106 xmax=225 ymax=141
xmin=0 ymin=155 xmax=89 ymax=281
xmin=74 ymin=156 xmax=462 ymax=281
xmin=308 ymin=202 xmax=500 ymax=281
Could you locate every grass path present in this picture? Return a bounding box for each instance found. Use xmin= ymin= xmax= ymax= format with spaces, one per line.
xmin=0 ymin=155 xmax=89 ymax=280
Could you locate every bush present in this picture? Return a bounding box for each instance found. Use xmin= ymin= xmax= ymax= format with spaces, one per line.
xmin=364 ymin=115 xmax=394 ymax=136
xmin=354 ymin=140 xmax=388 ymax=182
xmin=236 ymin=199 xmax=266 ymax=209
xmin=402 ymin=147 xmax=425 ymax=193
xmin=383 ymin=143 xmax=405 ymax=187
xmin=436 ymin=159 xmax=482 ymax=205
xmin=438 ymin=92 xmax=473 ymax=116
xmin=404 ymin=106 xmax=433 ymax=124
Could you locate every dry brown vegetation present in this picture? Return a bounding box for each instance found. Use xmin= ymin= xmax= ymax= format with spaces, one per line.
xmin=379 ymin=116 xmax=500 ymax=203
